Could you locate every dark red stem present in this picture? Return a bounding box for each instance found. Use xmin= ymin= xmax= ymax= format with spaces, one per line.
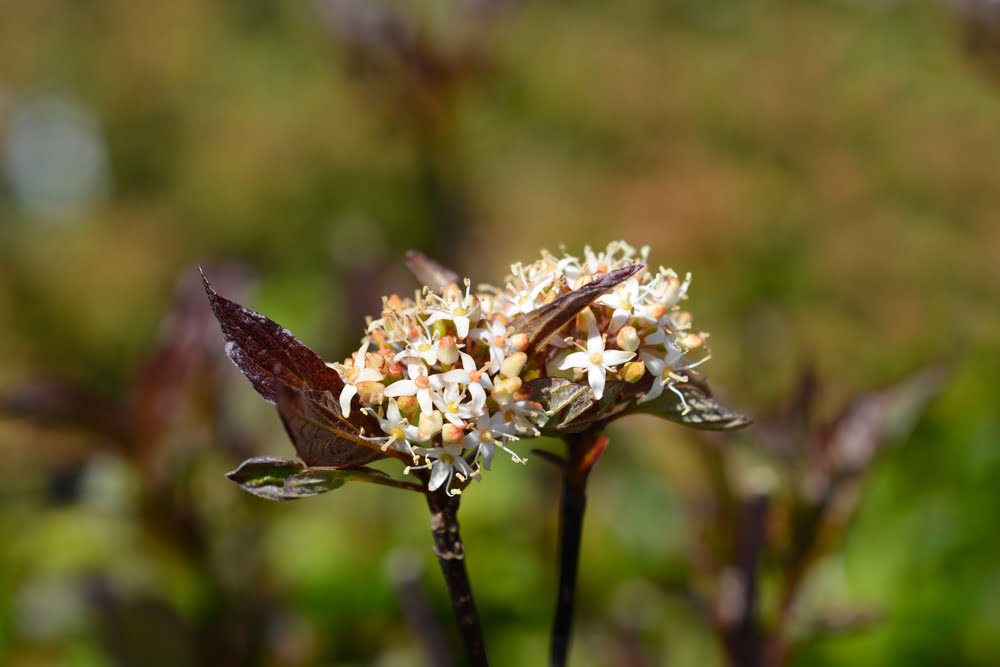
xmin=550 ymin=430 xmax=608 ymax=667
xmin=426 ymin=491 xmax=489 ymax=667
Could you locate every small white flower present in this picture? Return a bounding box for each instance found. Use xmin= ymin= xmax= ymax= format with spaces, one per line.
xmin=505 ymin=264 xmax=554 ymax=315
xmin=377 ymin=398 xmax=420 ymax=455
xmin=424 ymin=279 xmax=481 ymax=339
xmin=334 ymin=340 xmax=383 ymax=418
xmin=492 ymin=391 xmax=547 ymax=436
xmin=598 ymin=277 xmax=643 ymax=331
xmin=557 ymin=325 xmax=635 ymax=399
xmin=432 ymin=381 xmax=482 ymax=427
xmin=408 ymin=443 xmax=475 ymax=495
xmin=383 ymin=363 xmax=436 ymax=415
xmin=637 ymin=344 xmax=687 ymax=404
xmin=461 ymin=412 xmax=520 ymax=470
xmin=473 ymin=318 xmax=511 ymax=373
xmin=435 ymin=352 xmax=492 ymax=408
xmin=394 ymin=326 xmax=441 ymax=366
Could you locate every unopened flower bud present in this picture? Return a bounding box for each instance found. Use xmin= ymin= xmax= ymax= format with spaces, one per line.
xmin=616 ymin=326 xmax=640 ymax=352
xmin=500 ymin=352 xmax=527 ymax=379
xmin=358 ymin=381 xmax=385 ymax=405
xmin=396 ymin=395 xmax=419 ymax=418
xmin=621 ymin=360 xmax=646 ymax=384
xmin=442 ymin=423 xmax=465 ymax=444
xmin=509 ymin=333 xmax=529 ymax=352
xmin=680 ymin=333 xmax=704 ymax=350
xmin=418 ymin=410 xmax=444 ymax=440
xmin=365 ymin=352 xmax=383 ymax=370
xmin=492 ymin=376 xmax=523 ymax=401
xmin=437 ymin=335 xmax=460 ymax=365
xmin=662 ymin=277 xmax=681 ymax=305
xmin=576 ymin=307 xmax=596 ymax=333
xmin=674 ymin=311 xmax=693 ymax=328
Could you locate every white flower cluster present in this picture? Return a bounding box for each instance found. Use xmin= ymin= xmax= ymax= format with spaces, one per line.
xmin=332 ymin=240 xmax=709 ymax=495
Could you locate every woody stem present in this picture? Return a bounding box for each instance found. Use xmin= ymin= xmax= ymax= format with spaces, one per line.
xmin=426 ymin=490 xmax=489 ymax=667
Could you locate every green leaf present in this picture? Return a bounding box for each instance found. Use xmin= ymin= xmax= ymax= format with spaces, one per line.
xmin=225 ymin=456 xmax=396 ymax=500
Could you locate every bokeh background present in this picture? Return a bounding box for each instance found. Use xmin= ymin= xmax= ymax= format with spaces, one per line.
xmin=2 ymin=1 xmax=1000 ymax=665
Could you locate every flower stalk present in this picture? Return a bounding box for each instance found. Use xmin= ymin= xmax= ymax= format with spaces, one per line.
xmin=426 ymin=490 xmax=489 ymax=667
xmin=550 ymin=429 xmax=609 ymax=667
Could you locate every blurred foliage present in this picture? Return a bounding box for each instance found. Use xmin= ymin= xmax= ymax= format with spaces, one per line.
xmin=1 ymin=0 xmax=999 ymax=665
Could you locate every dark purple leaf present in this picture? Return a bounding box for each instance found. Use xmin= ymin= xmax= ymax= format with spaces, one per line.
xmin=509 ymin=264 xmax=644 ymax=352
xmin=405 ymin=250 xmax=460 ymax=290
xmin=276 ymin=385 xmax=387 ymax=467
xmin=201 ymin=268 xmax=344 ymax=404
xmin=824 ymin=363 xmax=947 ymax=474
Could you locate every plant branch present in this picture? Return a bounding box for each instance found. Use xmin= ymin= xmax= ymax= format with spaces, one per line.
xmin=723 ymin=493 xmax=770 ymax=667
xmin=550 ymin=429 xmax=609 ymax=667
xmin=426 ymin=490 xmax=489 ymax=667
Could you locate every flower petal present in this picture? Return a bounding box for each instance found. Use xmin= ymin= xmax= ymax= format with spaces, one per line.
xmin=428 ymin=460 xmax=450 ymax=491
xmin=339 ymin=384 xmax=358 ymax=417
xmin=588 ymin=365 xmax=606 ymax=400
xmin=417 ymin=388 xmax=434 ymax=415
xmin=558 ymin=351 xmax=591 ymax=370
xmin=601 ymin=350 xmax=635 ymax=367
xmin=383 ymin=380 xmax=416 ymax=397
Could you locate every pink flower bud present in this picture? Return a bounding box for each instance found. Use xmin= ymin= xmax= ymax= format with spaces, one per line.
xmin=680 ymin=333 xmax=704 ymax=350
xmin=509 ymin=333 xmax=529 ymax=352
xmin=437 ymin=335 xmax=460 ymax=365
xmin=442 ymin=423 xmax=465 ymax=444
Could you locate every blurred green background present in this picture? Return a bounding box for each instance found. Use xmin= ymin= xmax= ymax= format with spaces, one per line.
xmin=2 ymin=1 xmax=1000 ymax=665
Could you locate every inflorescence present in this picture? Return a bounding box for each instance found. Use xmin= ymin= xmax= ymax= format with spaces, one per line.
xmin=331 ymin=241 xmax=710 ymax=495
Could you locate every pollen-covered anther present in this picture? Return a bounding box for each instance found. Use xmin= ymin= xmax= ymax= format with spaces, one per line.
xmin=500 ymin=352 xmax=528 ymax=379
xmin=616 ymin=326 xmax=640 ymax=352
